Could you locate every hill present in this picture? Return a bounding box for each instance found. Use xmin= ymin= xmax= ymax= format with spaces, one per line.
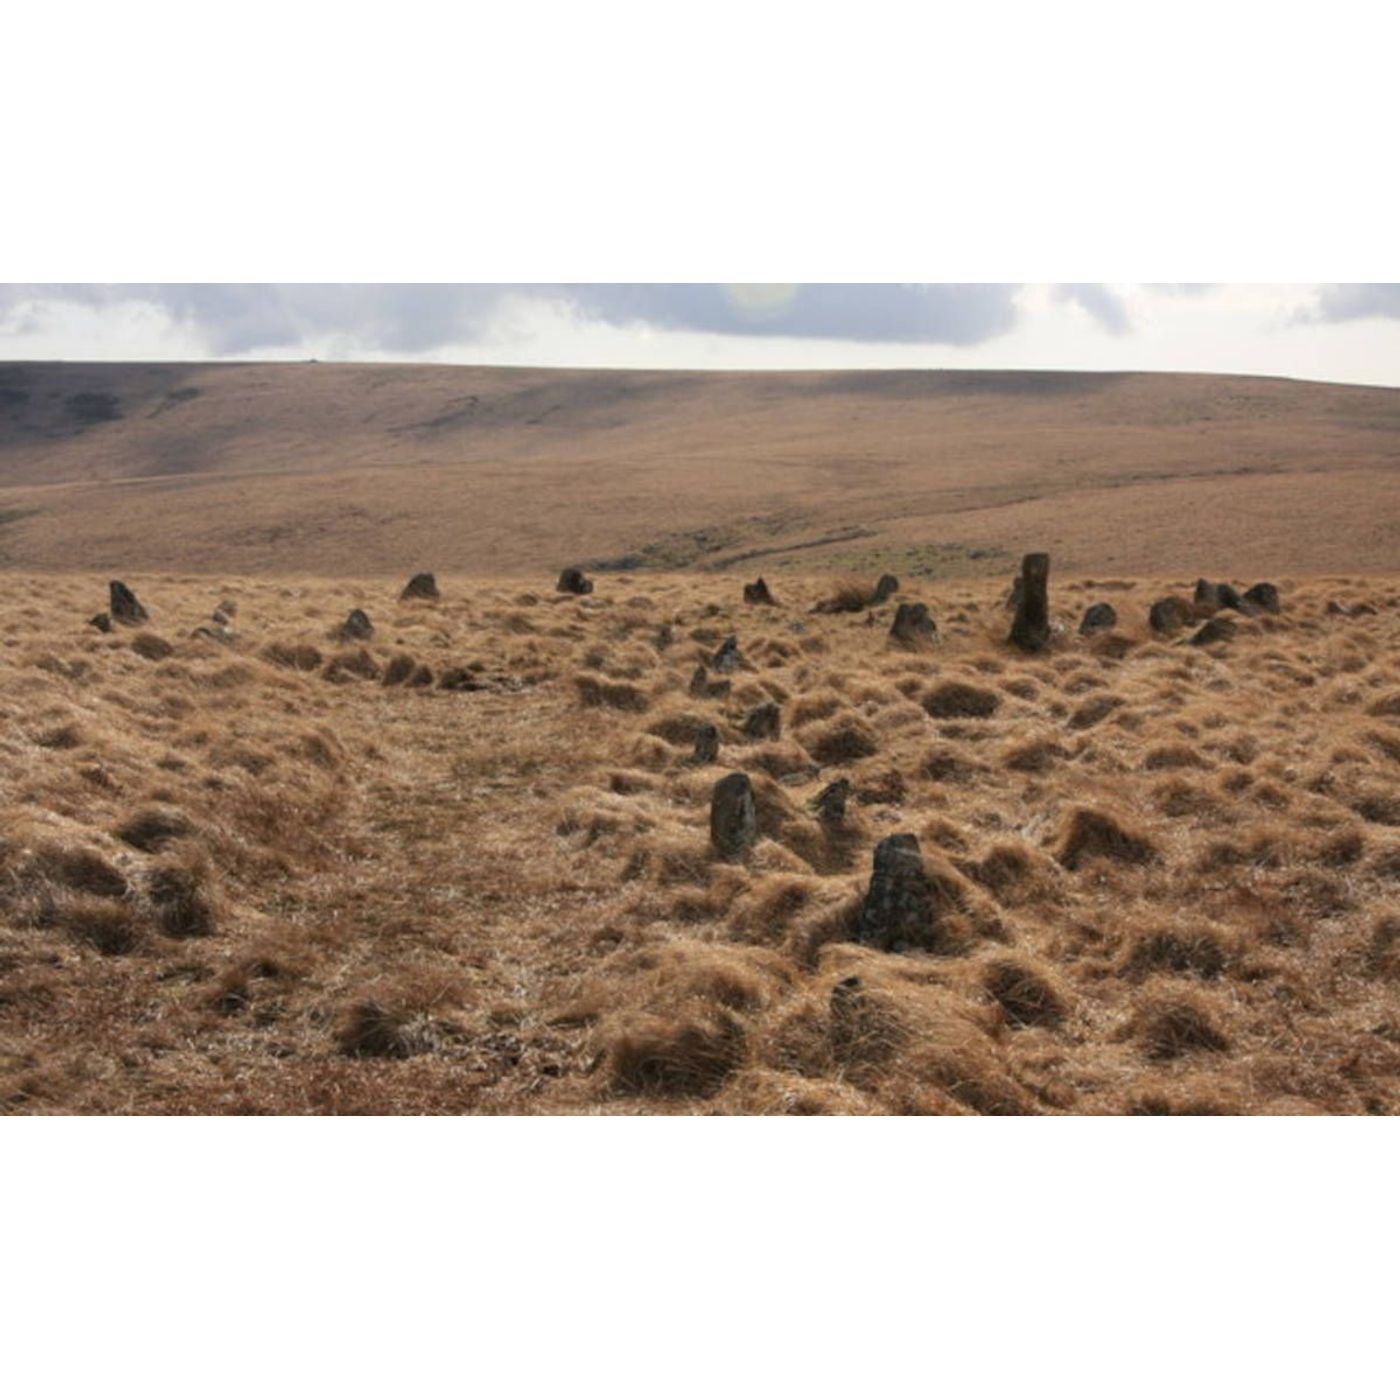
xmin=2 ymin=362 xmax=1399 ymax=577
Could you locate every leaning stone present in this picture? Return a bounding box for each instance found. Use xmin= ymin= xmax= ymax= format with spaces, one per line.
xmin=1008 ymin=552 xmax=1051 ymax=652
xmin=400 ymin=572 xmax=439 ymax=602
xmin=742 ymin=701 xmax=781 ymax=741
xmin=743 ymin=577 xmax=776 ymax=605
xmin=1189 ymin=616 xmax=1237 ymax=646
xmin=872 ymin=574 xmax=900 ymax=605
xmin=1217 ymin=583 xmax=1253 ymax=614
xmin=334 ymin=608 xmax=374 ymax=642
xmin=1244 ymin=582 xmax=1281 ymax=614
xmin=856 ymin=833 xmax=942 ymax=952
xmin=557 ymin=567 xmax=594 ymax=595
xmin=1079 ymin=602 xmax=1117 ymax=634
xmin=691 ymin=723 xmax=720 ymax=765
xmin=710 ymin=772 xmax=757 ymax=860
xmin=1149 ymin=596 xmax=1193 ymax=634
xmin=813 ymin=778 xmax=851 ymax=823
xmin=109 ymin=580 xmax=148 ymax=626
xmin=889 ymin=602 xmax=938 ymax=649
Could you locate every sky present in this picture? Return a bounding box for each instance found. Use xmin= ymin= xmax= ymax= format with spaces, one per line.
xmin=2 ymin=283 xmax=1399 ymax=387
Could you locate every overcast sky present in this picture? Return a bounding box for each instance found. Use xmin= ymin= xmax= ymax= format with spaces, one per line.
xmin=2 ymin=283 xmax=1398 ymax=387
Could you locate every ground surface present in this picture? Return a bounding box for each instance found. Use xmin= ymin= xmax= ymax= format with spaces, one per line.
xmin=3 ymin=362 xmax=1400 ymax=577
xmin=4 ymin=567 xmax=1400 ymax=1115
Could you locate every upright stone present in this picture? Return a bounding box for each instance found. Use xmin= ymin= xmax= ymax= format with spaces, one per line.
xmin=872 ymin=574 xmax=900 ymax=606
xmin=400 ymin=572 xmax=439 ymax=602
xmin=856 ymin=833 xmax=940 ymax=952
xmin=109 ymin=580 xmax=148 ymax=626
xmin=557 ymin=567 xmax=594 ymax=596
xmin=1008 ymin=552 xmax=1051 ymax=652
xmin=691 ymin=723 xmax=720 ymax=765
xmin=889 ymin=602 xmax=938 ymax=649
xmin=710 ymin=772 xmax=757 ymax=860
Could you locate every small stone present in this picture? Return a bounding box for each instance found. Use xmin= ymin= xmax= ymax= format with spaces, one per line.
xmin=557 ymin=567 xmax=594 ymax=595
xmin=889 ymin=602 xmax=938 ymax=649
xmin=1244 ymin=582 xmax=1281 ymax=615
xmin=742 ymin=701 xmax=781 ymax=741
xmin=1189 ymin=616 xmax=1237 ymax=646
xmin=813 ymin=778 xmax=851 ymax=823
xmin=710 ymin=772 xmax=757 ymax=860
xmin=89 ymin=612 xmax=113 ymax=633
xmin=711 ymin=635 xmax=742 ymax=672
xmin=689 ymin=665 xmax=731 ymax=700
xmin=655 ymin=623 xmax=675 ymax=650
xmin=109 ymin=580 xmax=148 ymax=626
xmin=872 ymin=574 xmax=900 ymax=605
xmin=743 ymin=577 xmax=776 ymax=605
xmin=1079 ymin=602 xmax=1117 ymax=635
xmin=400 ymin=572 xmax=439 ymax=602
xmin=1149 ymin=596 xmax=1193 ymax=634
xmin=691 ymin=723 xmax=720 ymax=765
xmin=335 ymin=608 xmax=374 ymax=642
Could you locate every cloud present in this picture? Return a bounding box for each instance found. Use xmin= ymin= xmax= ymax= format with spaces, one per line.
xmin=1307 ymin=284 xmax=1400 ymax=322
xmin=1054 ymin=283 xmax=1131 ymax=335
xmin=0 ymin=283 xmax=1029 ymax=355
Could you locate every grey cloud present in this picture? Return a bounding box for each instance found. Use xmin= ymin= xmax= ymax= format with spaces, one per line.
xmin=1308 ymin=284 xmax=1400 ymax=322
xmin=0 ymin=283 xmax=1029 ymax=354
xmin=1055 ymin=283 xmax=1131 ymax=335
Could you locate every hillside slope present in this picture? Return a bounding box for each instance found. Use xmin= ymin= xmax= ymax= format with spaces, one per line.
xmin=1 ymin=362 xmax=1398 ymax=576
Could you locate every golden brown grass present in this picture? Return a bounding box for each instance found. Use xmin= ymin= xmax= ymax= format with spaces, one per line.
xmin=4 ymin=567 xmax=1400 ymax=1115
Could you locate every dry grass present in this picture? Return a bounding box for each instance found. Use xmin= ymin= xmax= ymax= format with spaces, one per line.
xmin=3 ymin=567 xmax=1400 ymax=1115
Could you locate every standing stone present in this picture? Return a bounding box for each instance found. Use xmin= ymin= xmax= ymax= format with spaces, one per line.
xmin=557 ymin=567 xmax=594 ymax=596
xmin=691 ymin=723 xmax=720 ymax=765
xmin=1008 ymin=553 xmax=1051 ymax=652
xmin=856 ymin=833 xmax=941 ymax=952
xmin=400 ymin=572 xmax=439 ymax=602
xmin=710 ymin=772 xmax=758 ymax=860
xmin=1079 ymin=602 xmax=1117 ymax=635
xmin=742 ymin=701 xmax=781 ymax=741
xmin=872 ymin=574 xmax=900 ymax=606
xmin=813 ymin=778 xmax=851 ymax=824
xmin=1217 ymin=583 xmax=1251 ymax=614
xmin=889 ymin=602 xmax=938 ymax=649
xmin=712 ymin=635 xmax=742 ymax=672
xmin=109 ymin=580 xmax=148 ymax=626
xmin=1244 ymin=582 xmax=1281 ymax=615
xmin=743 ymin=577 xmax=776 ymax=605
xmin=1149 ymin=596 xmax=1193 ymax=634
xmin=335 ymin=608 xmax=374 ymax=642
